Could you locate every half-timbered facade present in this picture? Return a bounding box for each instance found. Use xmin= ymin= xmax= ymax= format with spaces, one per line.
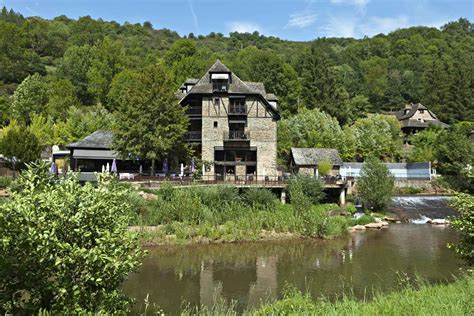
xmin=178 ymin=60 xmax=280 ymax=180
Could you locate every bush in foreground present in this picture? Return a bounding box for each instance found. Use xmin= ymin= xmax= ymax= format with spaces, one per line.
xmin=449 ymin=193 xmax=474 ymax=265
xmin=0 ymin=162 xmax=144 ymax=314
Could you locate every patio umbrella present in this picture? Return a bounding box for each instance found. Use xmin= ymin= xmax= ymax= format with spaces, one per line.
xmin=163 ymin=159 xmax=169 ymax=172
xmin=191 ymin=159 xmax=195 ymax=173
xmin=106 ymin=162 xmax=110 ymax=172
xmin=202 ymin=163 xmax=206 ymax=177
xmin=111 ymin=159 xmax=117 ymax=173
xmin=180 ymin=163 xmax=184 ymax=177
xmin=49 ymin=162 xmax=57 ymax=174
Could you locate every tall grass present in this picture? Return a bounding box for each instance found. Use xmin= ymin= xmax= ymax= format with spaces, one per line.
xmin=178 ymin=274 xmax=474 ymax=316
xmin=132 ymin=185 xmax=352 ymax=243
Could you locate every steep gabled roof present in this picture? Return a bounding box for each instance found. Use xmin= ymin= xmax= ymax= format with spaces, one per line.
xmin=291 ymin=148 xmax=343 ymax=166
xmin=396 ymin=103 xmax=437 ymax=120
xmin=66 ymin=130 xmax=112 ymax=149
xmin=179 ymin=60 xmax=280 ymax=119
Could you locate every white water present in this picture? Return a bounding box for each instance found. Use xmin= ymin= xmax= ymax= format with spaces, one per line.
xmin=410 ymin=215 xmax=432 ymax=224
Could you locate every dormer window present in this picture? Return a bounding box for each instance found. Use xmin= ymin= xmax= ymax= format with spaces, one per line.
xmin=211 ymin=73 xmax=230 ymax=93
xmin=404 ymin=109 xmax=410 ymax=115
xmin=419 ymin=109 xmax=424 ymax=114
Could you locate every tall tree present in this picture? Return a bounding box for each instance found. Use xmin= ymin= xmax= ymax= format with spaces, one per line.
xmin=111 ymin=64 xmax=189 ymax=175
xmin=0 ymin=120 xmax=41 ymax=169
xmin=11 ymin=73 xmax=48 ymax=124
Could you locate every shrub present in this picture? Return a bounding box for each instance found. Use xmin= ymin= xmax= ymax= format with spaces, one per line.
xmin=288 ymin=174 xmax=325 ymax=205
xmin=356 ymin=156 xmax=394 ymax=210
xmin=318 ymin=159 xmax=332 ymax=176
xmin=449 ymin=193 xmax=474 ymax=265
xmin=349 ymin=214 xmax=375 ymax=226
xmin=0 ymin=162 xmax=144 ymax=314
xmin=0 ymin=120 xmax=42 ymax=169
xmin=0 ymin=176 xmax=12 ymax=188
xmin=242 ymin=187 xmax=277 ymax=208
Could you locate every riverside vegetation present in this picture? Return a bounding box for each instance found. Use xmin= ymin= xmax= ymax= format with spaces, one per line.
xmin=131 ymin=175 xmax=366 ymax=245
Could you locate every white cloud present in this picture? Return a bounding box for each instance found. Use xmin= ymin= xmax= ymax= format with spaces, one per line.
xmin=359 ymin=15 xmax=410 ymax=36
xmin=227 ymin=21 xmax=262 ymax=33
xmin=286 ymin=12 xmax=317 ymax=28
xmin=322 ymin=16 xmax=357 ymax=37
xmin=322 ymin=14 xmax=412 ymax=38
xmin=188 ymin=0 xmax=199 ymax=33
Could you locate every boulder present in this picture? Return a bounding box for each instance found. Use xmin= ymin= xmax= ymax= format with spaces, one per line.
xmin=365 ymin=222 xmax=383 ymax=229
xmin=383 ymin=216 xmax=398 ymax=222
xmin=380 ymin=221 xmax=389 ymax=227
xmin=431 ymin=219 xmax=449 ymax=225
xmin=354 ymin=225 xmax=367 ymax=231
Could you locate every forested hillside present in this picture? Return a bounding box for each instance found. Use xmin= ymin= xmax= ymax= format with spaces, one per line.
xmin=0 ymin=7 xmax=473 ymax=190
xmin=1 ymin=7 xmax=472 ymax=125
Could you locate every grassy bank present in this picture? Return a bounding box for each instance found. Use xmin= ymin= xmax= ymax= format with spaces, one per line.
xmin=181 ymin=274 xmax=473 ymax=315
xmin=129 ymin=185 xmax=363 ymax=245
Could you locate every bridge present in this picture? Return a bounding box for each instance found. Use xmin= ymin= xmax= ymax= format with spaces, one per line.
xmin=123 ymin=175 xmax=352 ymax=205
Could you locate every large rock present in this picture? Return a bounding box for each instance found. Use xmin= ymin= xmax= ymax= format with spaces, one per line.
xmin=431 ymin=219 xmax=449 ymax=225
xmin=354 ymin=225 xmax=367 ymax=231
xmin=380 ymin=221 xmax=390 ymax=227
xmin=365 ymin=222 xmax=383 ymax=229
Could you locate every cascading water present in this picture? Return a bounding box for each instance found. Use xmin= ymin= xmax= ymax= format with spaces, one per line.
xmin=388 ymin=195 xmax=457 ymax=222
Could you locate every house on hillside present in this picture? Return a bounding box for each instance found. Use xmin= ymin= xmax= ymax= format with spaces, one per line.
xmin=178 ymin=60 xmax=281 ymax=180
xmin=395 ymin=103 xmax=448 ymax=135
xmin=290 ymin=148 xmax=343 ymax=177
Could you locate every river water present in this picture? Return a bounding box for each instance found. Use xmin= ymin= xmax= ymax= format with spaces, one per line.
xmin=123 ymin=224 xmax=462 ymax=315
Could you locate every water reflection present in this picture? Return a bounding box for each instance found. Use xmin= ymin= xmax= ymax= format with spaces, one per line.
xmin=123 ymin=225 xmax=461 ymax=315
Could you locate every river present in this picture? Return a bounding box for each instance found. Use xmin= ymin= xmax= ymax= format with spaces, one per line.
xmin=123 ymin=223 xmax=461 ymax=315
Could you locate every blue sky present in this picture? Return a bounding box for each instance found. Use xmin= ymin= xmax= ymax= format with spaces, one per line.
xmin=4 ymin=0 xmax=474 ymax=41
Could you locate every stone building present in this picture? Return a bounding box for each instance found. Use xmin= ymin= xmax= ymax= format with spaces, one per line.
xmin=395 ymin=103 xmax=448 ymax=135
xmin=178 ymin=60 xmax=280 ymax=180
xmin=290 ymin=148 xmax=343 ymax=177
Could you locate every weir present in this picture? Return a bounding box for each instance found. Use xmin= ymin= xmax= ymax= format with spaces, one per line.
xmin=388 ymin=195 xmax=457 ymax=220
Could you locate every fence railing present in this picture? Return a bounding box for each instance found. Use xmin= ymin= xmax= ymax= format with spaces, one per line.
xmin=223 ymin=131 xmax=250 ymax=140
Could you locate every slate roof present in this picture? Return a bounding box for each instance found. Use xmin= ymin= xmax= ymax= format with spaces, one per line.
xmin=66 ymin=130 xmax=113 ymax=149
xmin=266 ymin=93 xmax=278 ymax=101
xmin=179 ymin=60 xmax=280 ymax=118
xmin=291 ymin=148 xmax=343 ymax=166
xmin=395 ymin=103 xmax=448 ymax=129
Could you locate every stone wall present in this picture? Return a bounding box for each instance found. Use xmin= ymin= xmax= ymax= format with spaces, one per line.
xmin=200 ymin=95 xmax=278 ymax=178
xmin=246 ymin=97 xmax=278 ymax=177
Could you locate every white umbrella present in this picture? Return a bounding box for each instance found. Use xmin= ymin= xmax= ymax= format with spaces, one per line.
xmin=106 ymin=162 xmax=110 ymax=172
xmin=202 ymin=163 xmax=206 ymax=177
xmin=180 ymin=163 xmax=184 ymax=177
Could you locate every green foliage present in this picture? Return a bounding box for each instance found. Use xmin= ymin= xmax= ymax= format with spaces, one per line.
xmin=0 ymin=162 xmax=144 ymax=314
xmin=242 ymin=187 xmax=277 ymax=209
xmin=350 ymin=114 xmax=403 ymax=161
xmin=318 ymin=160 xmax=332 ymax=176
xmin=349 ymin=214 xmax=376 ymax=226
xmin=253 ymin=275 xmax=473 ymax=315
xmin=111 ymin=63 xmax=189 ymax=175
xmin=357 ymin=157 xmax=395 ymax=210
xmin=11 ymin=73 xmax=48 ymax=123
xmin=408 ymin=126 xmax=443 ymax=162
xmin=0 ymin=176 xmax=12 ymax=188
xmin=0 ymin=120 xmax=41 ymax=169
xmin=449 ymin=193 xmax=474 ymax=265
xmin=288 ymin=174 xmax=325 ymax=205
xmin=435 ymin=124 xmax=474 ymax=193
xmin=278 ymin=108 xmax=354 ymax=163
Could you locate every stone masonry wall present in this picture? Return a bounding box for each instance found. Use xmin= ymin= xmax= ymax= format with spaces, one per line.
xmin=200 ymin=95 xmax=278 ymax=178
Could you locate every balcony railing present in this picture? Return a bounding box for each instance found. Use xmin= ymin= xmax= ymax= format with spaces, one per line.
xmin=186 ymin=106 xmax=202 ymax=116
xmin=185 ymin=131 xmax=202 ymax=141
xmin=224 ymin=131 xmax=250 ymax=141
xmin=228 ymin=104 xmax=246 ymax=115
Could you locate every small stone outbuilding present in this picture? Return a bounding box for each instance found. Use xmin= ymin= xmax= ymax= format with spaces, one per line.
xmin=290 ymin=148 xmax=343 ymax=177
